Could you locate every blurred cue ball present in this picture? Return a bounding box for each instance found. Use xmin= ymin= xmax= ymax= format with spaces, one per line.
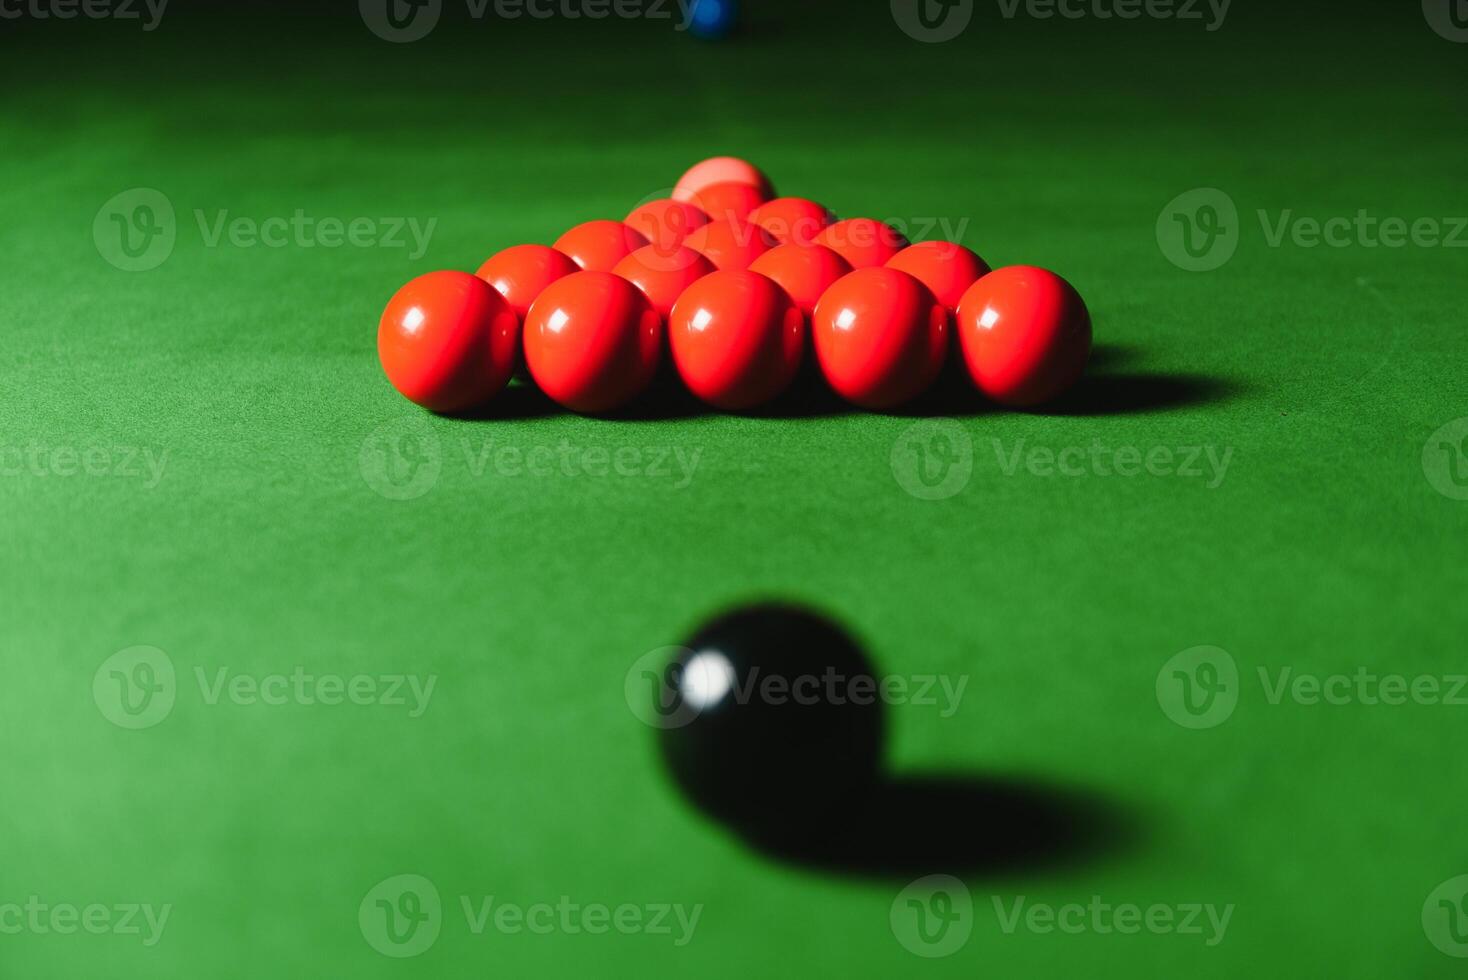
xmin=656 ymin=604 xmax=886 ymax=845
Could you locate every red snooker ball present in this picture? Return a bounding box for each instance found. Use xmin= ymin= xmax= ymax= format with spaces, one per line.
xmin=748 ymin=243 xmax=852 ymax=318
xmin=749 ymin=197 xmax=836 ymax=247
xmin=955 ymin=266 xmax=1092 ymax=408
xmin=668 ymin=270 xmax=804 ymax=410
xmin=813 ymin=218 xmax=910 ymax=270
xmin=612 ymin=244 xmax=717 ymax=319
xmin=475 ymin=244 xmax=579 ymax=320
xmin=673 ymin=156 xmax=775 ymax=203
xmin=523 ymin=271 xmax=662 ymax=414
xmin=683 ymin=218 xmax=777 ymax=271
xmin=812 ymin=267 xmax=949 ymax=409
xmin=553 ymin=220 xmax=651 ymax=272
xmin=885 ymin=241 xmax=991 ymax=311
xmin=378 ymin=271 xmax=519 ymax=413
xmin=625 ymin=198 xmax=710 ymax=253
xmin=691 ymin=181 xmax=770 ymax=224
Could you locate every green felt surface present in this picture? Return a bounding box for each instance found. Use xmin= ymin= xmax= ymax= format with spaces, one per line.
xmin=2 ymin=3 xmax=1467 ymax=977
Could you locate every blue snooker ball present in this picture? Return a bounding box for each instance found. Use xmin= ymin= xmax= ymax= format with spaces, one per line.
xmin=687 ymin=0 xmax=737 ymax=40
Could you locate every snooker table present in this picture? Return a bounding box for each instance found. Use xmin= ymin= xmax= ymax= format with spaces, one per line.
xmin=3 ymin=2 xmax=1467 ymax=977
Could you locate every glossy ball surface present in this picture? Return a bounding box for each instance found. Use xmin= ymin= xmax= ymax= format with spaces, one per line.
xmin=668 ymin=270 xmax=804 ymax=410
xmin=612 ymin=244 xmax=717 ymax=320
xmin=682 ymin=219 xmax=776 ymax=271
xmin=748 ymin=243 xmax=852 ymax=318
xmin=686 ymin=0 xmax=737 ymax=39
xmin=672 ymin=156 xmax=774 ymax=203
xmin=812 ymin=267 xmax=949 ymax=409
xmin=749 ymin=197 xmax=836 ymax=247
xmin=886 ymin=241 xmax=991 ymax=311
xmin=655 ymin=604 xmax=885 ymax=841
xmin=625 ymin=198 xmax=710 ymax=253
xmin=691 ymin=180 xmax=770 ymax=224
xmin=956 ymin=265 xmax=1092 ymax=408
xmin=378 ymin=270 xmax=519 ymax=413
xmin=553 ymin=220 xmax=651 ymax=272
xmin=475 ymin=244 xmax=580 ymax=320
xmin=813 ymin=218 xmax=910 ymax=270
xmin=523 ymin=271 xmax=662 ymax=414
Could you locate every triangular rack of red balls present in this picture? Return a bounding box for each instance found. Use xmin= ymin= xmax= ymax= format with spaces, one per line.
xmin=378 ymin=157 xmax=1091 ymax=415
